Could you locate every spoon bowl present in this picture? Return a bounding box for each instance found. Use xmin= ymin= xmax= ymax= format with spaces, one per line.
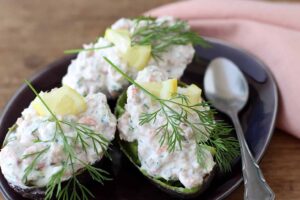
xmin=204 ymin=58 xmax=249 ymax=114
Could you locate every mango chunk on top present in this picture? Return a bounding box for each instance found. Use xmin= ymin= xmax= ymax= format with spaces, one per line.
xmin=104 ymin=28 xmax=151 ymax=70
xmin=141 ymin=80 xmax=202 ymax=105
xmin=32 ymin=86 xmax=87 ymax=116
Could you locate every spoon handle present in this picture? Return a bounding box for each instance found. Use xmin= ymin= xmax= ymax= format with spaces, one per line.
xmin=231 ymin=113 xmax=275 ymax=200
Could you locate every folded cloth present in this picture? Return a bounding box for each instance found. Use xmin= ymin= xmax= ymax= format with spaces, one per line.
xmin=146 ymin=0 xmax=300 ymax=139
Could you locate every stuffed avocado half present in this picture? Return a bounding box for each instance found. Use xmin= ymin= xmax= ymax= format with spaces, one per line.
xmin=0 ymin=85 xmax=116 ymax=200
xmin=114 ymin=65 xmax=239 ymax=198
xmin=62 ymin=16 xmax=208 ymax=98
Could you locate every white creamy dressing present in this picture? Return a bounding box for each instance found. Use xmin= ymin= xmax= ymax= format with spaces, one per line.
xmin=118 ymin=66 xmax=215 ymax=189
xmin=62 ymin=16 xmax=195 ymax=98
xmin=0 ymin=93 xmax=116 ymax=189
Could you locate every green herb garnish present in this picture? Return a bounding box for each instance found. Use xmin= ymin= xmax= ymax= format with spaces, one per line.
xmin=104 ymin=57 xmax=239 ymax=172
xmin=23 ymin=80 xmax=111 ymax=200
xmin=64 ymin=44 xmax=113 ymax=54
xmin=22 ymin=146 xmax=50 ymax=184
xmin=131 ymin=16 xmax=210 ymax=60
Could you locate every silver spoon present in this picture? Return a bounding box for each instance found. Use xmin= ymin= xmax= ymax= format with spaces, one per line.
xmin=204 ymin=57 xmax=275 ymax=200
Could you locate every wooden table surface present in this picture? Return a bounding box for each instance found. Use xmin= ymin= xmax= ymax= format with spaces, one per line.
xmin=0 ymin=0 xmax=299 ymax=199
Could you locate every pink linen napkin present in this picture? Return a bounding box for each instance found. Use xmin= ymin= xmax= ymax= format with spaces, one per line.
xmin=146 ymin=0 xmax=300 ymax=139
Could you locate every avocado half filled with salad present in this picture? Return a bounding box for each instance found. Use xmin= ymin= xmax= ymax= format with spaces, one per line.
xmin=114 ymin=65 xmax=240 ymax=198
xmin=62 ymin=16 xmax=207 ymax=98
xmin=0 ymin=85 xmax=116 ymax=200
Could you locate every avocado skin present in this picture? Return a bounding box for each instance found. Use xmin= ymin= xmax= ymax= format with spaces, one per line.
xmin=1 ymin=128 xmax=111 ymax=200
xmin=8 ymin=184 xmax=45 ymax=200
xmin=115 ymin=90 xmax=216 ymax=199
xmin=3 ymin=157 xmax=111 ymax=200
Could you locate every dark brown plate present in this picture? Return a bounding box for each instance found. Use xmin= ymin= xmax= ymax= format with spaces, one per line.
xmin=0 ymin=38 xmax=278 ymax=200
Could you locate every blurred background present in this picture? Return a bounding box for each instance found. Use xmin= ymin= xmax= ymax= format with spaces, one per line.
xmin=0 ymin=0 xmax=299 ymax=199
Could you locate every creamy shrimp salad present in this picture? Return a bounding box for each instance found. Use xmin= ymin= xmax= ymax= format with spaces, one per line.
xmin=118 ymin=66 xmax=215 ymax=189
xmin=62 ymin=17 xmax=195 ymax=98
xmin=0 ymin=92 xmax=116 ymax=189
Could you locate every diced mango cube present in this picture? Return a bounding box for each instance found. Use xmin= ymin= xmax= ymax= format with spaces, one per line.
xmin=123 ymin=45 xmax=151 ymax=70
xmin=104 ymin=28 xmax=131 ymax=53
xmin=140 ymin=82 xmax=162 ymax=97
xmin=160 ymin=79 xmax=178 ymax=99
xmin=186 ymin=84 xmax=202 ymax=105
xmin=32 ymin=86 xmax=87 ymax=116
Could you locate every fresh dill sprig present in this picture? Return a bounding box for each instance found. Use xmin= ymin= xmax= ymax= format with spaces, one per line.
xmin=64 ymin=44 xmax=113 ymax=54
xmin=61 ymin=120 xmax=111 ymax=159
xmin=206 ymin=125 xmax=240 ymax=172
xmin=23 ymin=80 xmax=111 ymax=200
xmin=131 ymin=16 xmax=210 ymax=60
xmin=22 ymin=146 xmax=50 ymax=184
xmin=104 ymin=57 xmax=239 ymax=172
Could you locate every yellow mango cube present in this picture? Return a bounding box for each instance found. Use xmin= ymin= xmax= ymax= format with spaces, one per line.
xmin=32 ymin=86 xmax=87 ymax=116
xmin=140 ymin=82 xmax=162 ymax=97
xmin=160 ymin=79 xmax=178 ymax=99
xmin=123 ymin=45 xmax=151 ymax=70
xmin=104 ymin=28 xmax=131 ymax=53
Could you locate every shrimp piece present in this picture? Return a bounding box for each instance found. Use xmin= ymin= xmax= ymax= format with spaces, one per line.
xmin=157 ymin=145 xmax=168 ymax=154
xmin=37 ymin=162 xmax=46 ymax=170
xmin=131 ymin=87 xmax=138 ymax=95
xmin=79 ymin=116 xmax=97 ymax=126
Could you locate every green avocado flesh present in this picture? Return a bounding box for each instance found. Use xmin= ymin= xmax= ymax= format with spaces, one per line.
xmin=115 ymin=91 xmax=208 ymax=196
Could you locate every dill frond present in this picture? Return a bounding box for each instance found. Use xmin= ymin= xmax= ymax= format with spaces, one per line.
xmin=131 ymin=17 xmax=210 ymax=60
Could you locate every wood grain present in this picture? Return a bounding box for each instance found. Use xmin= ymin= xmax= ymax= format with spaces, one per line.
xmin=0 ymin=0 xmax=299 ymax=200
